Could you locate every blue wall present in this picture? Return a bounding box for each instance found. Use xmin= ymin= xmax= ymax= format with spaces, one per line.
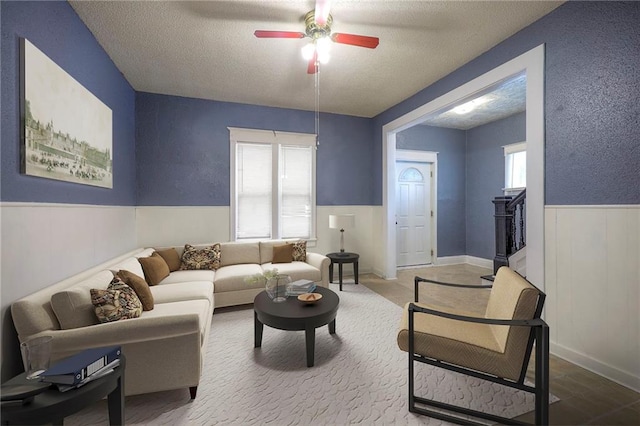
xmin=136 ymin=92 xmax=374 ymax=206
xmin=374 ymin=1 xmax=640 ymax=206
xmin=396 ymin=126 xmax=466 ymax=257
xmin=396 ymin=113 xmax=525 ymax=259
xmin=466 ymin=113 xmax=525 ymax=258
xmin=1 ymin=1 xmax=136 ymax=205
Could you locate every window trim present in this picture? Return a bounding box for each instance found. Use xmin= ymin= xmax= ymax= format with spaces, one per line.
xmin=229 ymin=127 xmax=316 ymax=242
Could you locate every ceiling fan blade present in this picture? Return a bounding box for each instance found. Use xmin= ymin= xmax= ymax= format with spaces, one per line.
xmin=331 ymin=33 xmax=379 ymax=49
xmin=307 ymin=51 xmax=318 ymax=74
xmin=254 ymin=30 xmax=305 ymax=39
xmin=314 ymin=0 xmax=331 ymax=26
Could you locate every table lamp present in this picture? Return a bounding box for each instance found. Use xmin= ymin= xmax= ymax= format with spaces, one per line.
xmin=329 ymin=214 xmax=355 ymax=253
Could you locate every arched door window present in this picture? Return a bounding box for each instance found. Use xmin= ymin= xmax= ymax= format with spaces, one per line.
xmin=398 ymin=167 xmax=424 ymax=182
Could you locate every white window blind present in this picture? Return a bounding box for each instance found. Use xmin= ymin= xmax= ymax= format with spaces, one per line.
xmin=504 ymin=142 xmax=527 ymax=194
xmin=281 ymin=145 xmax=313 ymax=238
xmin=230 ymin=128 xmax=316 ymax=241
xmin=236 ymin=143 xmax=272 ymax=239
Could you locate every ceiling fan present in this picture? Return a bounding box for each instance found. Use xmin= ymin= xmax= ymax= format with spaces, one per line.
xmin=254 ymin=0 xmax=379 ymax=74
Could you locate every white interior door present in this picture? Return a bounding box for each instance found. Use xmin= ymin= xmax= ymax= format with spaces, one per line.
xmin=396 ymin=161 xmax=432 ymax=267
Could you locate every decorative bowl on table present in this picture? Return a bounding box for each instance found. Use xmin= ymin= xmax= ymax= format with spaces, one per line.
xmin=297 ymin=293 xmax=323 ymax=304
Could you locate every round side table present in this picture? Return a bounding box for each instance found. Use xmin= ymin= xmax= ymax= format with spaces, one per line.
xmin=1 ymin=355 xmax=125 ymax=425
xmin=326 ymin=252 xmax=359 ymax=291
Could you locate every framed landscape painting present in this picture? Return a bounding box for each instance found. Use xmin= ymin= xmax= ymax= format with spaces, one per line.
xmin=21 ymin=38 xmax=113 ymax=189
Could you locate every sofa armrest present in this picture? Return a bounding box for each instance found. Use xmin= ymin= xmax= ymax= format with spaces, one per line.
xmin=306 ymin=252 xmax=330 ymax=288
xmin=30 ymin=314 xmax=201 ymax=355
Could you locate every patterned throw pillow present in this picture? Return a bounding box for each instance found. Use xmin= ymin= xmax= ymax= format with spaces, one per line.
xmin=91 ymin=278 xmax=143 ymax=323
xmin=292 ymin=240 xmax=307 ymax=262
xmin=180 ymin=243 xmax=221 ymax=270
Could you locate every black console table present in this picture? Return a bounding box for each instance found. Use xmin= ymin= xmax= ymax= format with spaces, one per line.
xmin=1 ymin=355 xmax=125 ymax=425
xmin=327 ymin=252 xmax=359 ymax=291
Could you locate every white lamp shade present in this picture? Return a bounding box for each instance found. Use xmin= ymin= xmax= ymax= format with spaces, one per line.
xmin=329 ymin=214 xmax=355 ymax=230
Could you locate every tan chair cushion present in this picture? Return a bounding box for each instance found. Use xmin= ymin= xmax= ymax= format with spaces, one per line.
xmin=138 ymin=253 xmax=170 ymax=285
xmin=486 ymin=267 xmax=539 ymax=350
xmin=397 ymin=268 xmax=541 ymax=381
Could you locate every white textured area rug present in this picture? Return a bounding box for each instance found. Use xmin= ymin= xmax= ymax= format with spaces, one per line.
xmin=66 ymin=283 xmax=551 ymax=425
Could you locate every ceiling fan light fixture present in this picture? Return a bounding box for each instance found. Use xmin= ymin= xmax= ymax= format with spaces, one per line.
xmin=301 ymin=43 xmax=315 ymax=60
xmin=316 ymin=37 xmax=331 ymax=63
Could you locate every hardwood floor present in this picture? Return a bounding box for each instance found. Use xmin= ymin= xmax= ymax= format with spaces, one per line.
xmin=355 ymin=264 xmax=640 ymax=426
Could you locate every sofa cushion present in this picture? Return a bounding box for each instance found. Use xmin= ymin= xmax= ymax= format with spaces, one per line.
xmin=214 ymin=264 xmax=264 ymax=293
xmin=50 ymin=270 xmax=113 ymax=330
xmin=91 ymin=279 xmax=143 ymax=323
xmin=151 ymin=282 xmax=213 ymax=305
xmin=260 ymin=261 xmax=321 ymax=283
xmin=135 ymin=248 xmax=156 ymax=259
xmin=138 ymin=252 xmax=170 ymax=285
xmin=272 ymin=244 xmax=293 ymax=263
xmin=155 ymin=248 xmax=182 ymax=272
xmin=292 ymin=240 xmax=307 ymax=262
xmin=219 ymin=242 xmax=260 ymax=267
xmin=180 ymin=244 xmax=221 ymax=271
xmin=159 ymin=270 xmax=215 ymax=285
xmin=110 ymin=256 xmax=146 ymax=278
xmin=116 ymin=270 xmax=154 ymax=311
xmin=140 ymin=299 xmax=211 ymax=342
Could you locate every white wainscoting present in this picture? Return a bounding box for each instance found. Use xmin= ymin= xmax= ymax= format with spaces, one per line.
xmin=135 ymin=206 xmax=231 ymax=248
xmin=1 ymin=203 xmax=137 ymax=304
xmin=135 ymin=206 xmax=382 ymax=275
xmin=1 ymin=202 xmax=137 ymax=379
xmin=545 ymin=205 xmax=640 ymax=392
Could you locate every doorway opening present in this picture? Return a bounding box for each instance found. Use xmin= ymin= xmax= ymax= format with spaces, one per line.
xmin=382 ymin=44 xmax=545 ymax=291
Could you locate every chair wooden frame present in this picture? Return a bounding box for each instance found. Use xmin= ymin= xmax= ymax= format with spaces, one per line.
xmin=406 ymin=275 xmax=549 ymax=425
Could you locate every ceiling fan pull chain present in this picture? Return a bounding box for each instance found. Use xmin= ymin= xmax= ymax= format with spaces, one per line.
xmin=315 ymin=62 xmax=320 ymax=149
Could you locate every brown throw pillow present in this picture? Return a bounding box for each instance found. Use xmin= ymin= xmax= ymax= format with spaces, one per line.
xmin=154 ymin=248 xmax=181 ymax=272
xmin=116 ymin=270 xmax=154 ymax=311
xmin=180 ymin=243 xmax=221 ymax=270
xmin=138 ymin=252 xmax=170 ymax=285
xmin=91 ymin=278 xmax=142 ymax=323
xmin=272 ymin=244 xmax=293 ymax=264
xmin=292 ymin=240 xmax=307 ymax=262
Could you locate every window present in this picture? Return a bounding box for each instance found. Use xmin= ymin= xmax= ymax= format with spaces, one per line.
xmin=504 ymin=142 xmax=526 ymax=195
xmin=229 ymin=127 xmax=316 ymax=241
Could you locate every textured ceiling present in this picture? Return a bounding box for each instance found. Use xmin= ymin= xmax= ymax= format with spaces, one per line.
xmin=69 ymin=1 xmax=562 ymax=118
xmin=422 ymin=72 xmax=526 ymax=130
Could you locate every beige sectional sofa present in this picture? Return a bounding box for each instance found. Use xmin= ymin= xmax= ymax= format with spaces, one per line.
xmin=11 ymin=240 xmax=329 ymax=398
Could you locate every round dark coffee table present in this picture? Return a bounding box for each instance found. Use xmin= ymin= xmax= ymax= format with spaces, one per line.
xmin=254 ymin=286 xmax=339 ymax=367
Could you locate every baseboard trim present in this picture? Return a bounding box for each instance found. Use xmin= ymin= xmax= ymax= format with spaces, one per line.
xmin=551 ymin=342 xmax=640 ymax=393
xmin=436 ymin=255 xmax=493 ymax=269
